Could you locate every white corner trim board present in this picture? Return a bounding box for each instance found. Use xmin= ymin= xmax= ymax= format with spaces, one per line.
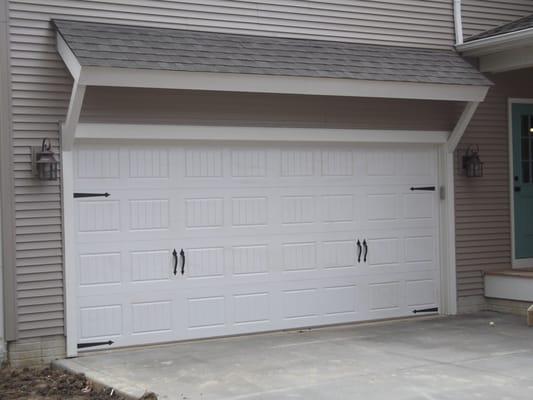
xmin=74 ymin=124 xmax=450 ymax=144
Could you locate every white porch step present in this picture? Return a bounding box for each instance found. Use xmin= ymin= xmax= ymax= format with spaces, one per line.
xmin=485 ymin=269 xmax=533 ymax=302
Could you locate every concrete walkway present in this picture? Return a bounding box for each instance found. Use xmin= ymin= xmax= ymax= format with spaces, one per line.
xmin=55 ymin=312 xmax=533 ymax=400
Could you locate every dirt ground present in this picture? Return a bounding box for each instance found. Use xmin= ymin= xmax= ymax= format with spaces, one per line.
xmin=0 ymin=365 xmax=157 ymax=400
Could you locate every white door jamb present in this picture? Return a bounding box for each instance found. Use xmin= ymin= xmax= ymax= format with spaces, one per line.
xmin=62 ymin=80 xmax=86 ymax=358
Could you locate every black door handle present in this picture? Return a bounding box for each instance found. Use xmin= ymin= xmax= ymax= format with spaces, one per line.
xmin=180 ymin=249 xmax=186 ymax=275
xmin=172 ymin=249 xmax=178 ymax=275
xmin=356 ymin=240 xmax=362 ymax=263
xmin=362 ymin=240 xmax=368 ymax=263
xmin=515 ymin=186 xmax=521 ymax=192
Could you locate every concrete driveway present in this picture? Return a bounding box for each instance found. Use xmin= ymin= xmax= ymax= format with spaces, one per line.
xmin=55 ymin=312 xmax=533 ymax=400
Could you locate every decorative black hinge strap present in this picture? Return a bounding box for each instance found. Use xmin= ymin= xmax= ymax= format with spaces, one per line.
xmin=412 ymin=307 xmax=438 ymax=314
xmin=73 ymin=192 xmax=110 ymax=198
xmin=410 ymin=186 xmax=436 ymax=191
xmin=77 ymin=340 xmax=114 ymax=349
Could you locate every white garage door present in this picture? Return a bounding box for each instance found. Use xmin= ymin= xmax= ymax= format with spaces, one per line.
xmin=74 ymin=141 xmax=440 ymax=350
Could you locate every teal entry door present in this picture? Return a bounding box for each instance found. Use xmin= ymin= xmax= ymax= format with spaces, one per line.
xmin=512 ymin=103 xmax=533 ymax=259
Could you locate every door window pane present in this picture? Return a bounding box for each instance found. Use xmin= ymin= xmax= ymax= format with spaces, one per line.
xmin=522 ymin=115 xmax=530 ymax=138
xmin=520 ymin=114 xmax=533 ymax=184
xmin=522 ymin=139 xmax=530 ymax=161
xmin=523 ymin=162 xmax=531 ymax=183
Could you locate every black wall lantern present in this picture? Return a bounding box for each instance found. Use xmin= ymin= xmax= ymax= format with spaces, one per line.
xmin=462 ymin=145 xmax=483 ymax=178
xmin=32 ymin=138 xmax=59 ymax=181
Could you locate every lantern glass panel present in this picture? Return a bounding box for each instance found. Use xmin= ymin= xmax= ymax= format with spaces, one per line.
xmin=35 ymin=144 xmax=59 ymax=181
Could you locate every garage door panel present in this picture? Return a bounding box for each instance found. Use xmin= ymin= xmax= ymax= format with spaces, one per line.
xmin=360 ymin=230 xmax=438 ymax=276
xmin=281 ymin=286 xmax=321 ymax=322
xmin=231 ymin=243 xmax=270 ymax=276
xmin=398 ymin=147 xmax=437 ymax=178
xmin=356 ymin=145 xmax=437 ymax=185
xmin=320 ymin=239 xmax=358 ymax=272
xmin=76 ymin=144 xmax=121 ymax=180
xmin=403 ymin=192 xmax=435 ymax=222
xmin=74 ymin=141 xmax=440 ymax=350
xmin=77 ymin=199 xmax=121 ymax=234
xmin=365 ymin=270 xmax=438 ymax=315
xmin=322 ymin=281 xmax=359 ymax=318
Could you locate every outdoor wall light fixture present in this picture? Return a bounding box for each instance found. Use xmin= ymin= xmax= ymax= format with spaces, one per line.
xmin=462 ymin=145 xmax=483 ymax=178
xmin=32 ymin=138 xmax=59 ymax=181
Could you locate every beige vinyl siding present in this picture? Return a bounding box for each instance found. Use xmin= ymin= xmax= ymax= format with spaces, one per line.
xmin=462 ymin=0 xmax=533 ymax=39
xmin=10 ymin=0 xmax=455 ymax=48
xmin=6 ymin=0 xmax=456 ymax=340
xmin=80 ymin=87 xmax=461 ymax=131
xmin=455 ymin=68 xmax=533 ymax=305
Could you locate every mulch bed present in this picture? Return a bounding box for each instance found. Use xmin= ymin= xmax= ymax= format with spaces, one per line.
xmin=0 ymin=365 xmax=157 ymax=400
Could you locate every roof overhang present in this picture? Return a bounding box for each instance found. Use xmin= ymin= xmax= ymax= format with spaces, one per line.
xmin=458 ymin=28 xmax=533 ymax=73
xmin=57 ymin=33 xmax=488 ymax=103
xmin=457 ymin=27 xmax=533 ymax=56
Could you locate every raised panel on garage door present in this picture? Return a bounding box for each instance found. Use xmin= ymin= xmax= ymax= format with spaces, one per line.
xmin=74 ymin=141 xmax=440 ymax=350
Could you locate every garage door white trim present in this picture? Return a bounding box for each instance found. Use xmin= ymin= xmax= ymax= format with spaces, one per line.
xmin=75 ymin=123 xmax=450 ymax=144
xmin=63 ymin=128 xmax=456 ymax=357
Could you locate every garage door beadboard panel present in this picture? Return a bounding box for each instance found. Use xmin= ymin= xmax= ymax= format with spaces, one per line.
xmin=455 ymin=68 xmax=533 ymax=311
xmin=74 ymin=142 xmax=440 ymax=349
xmin=462 ymin=0 xmax=533 ymax=40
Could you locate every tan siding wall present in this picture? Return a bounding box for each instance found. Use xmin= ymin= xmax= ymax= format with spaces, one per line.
xmin=6 ymin=0 xmax=455 ymax=341
xmin=80 ymin=87 xmax=461 ymax=131
xmin=455 ymin=68 xmax=533 ymax=311
xmin=462 ymin=0 xmax=533 ymax=39
xmin=11 ymin=0 xmax=455 ymax=48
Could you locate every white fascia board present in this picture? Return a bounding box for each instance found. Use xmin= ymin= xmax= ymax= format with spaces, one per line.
xmin=480 ymin=45 xmax=533 ymax=73
xmin=75 ymin=123 xmax=449 ymax=144
xmin=457 ymin=27 xmax=533 ymax=57
xmin=56 ymin=33 xmax=81 ymax=81
xmin=78 ymin=66 xmax=489 ymax=102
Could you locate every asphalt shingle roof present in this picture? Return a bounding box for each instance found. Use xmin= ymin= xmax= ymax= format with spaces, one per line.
xmin=465 ymin=14 xmax=533 ymax=42
xmin=53 ymin=19 xmax=490 ymax=87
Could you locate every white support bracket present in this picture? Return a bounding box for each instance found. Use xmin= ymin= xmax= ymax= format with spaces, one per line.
xmin=62 ymin=82 xmax=86 ymax=151
xmin=447 ymin=101 xmax=480 ymax=153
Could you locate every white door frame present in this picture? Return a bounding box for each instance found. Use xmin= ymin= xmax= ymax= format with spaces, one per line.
xmin=63 ymin=124 xmax=457 ymax=357
xmin=508 ymin=98 xmax=533 ymax=268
